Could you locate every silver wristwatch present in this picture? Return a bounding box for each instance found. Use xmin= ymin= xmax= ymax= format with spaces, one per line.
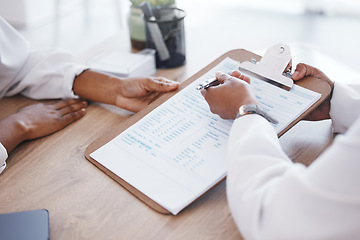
xmin=236 ymin=104 xmax=278 ymax=124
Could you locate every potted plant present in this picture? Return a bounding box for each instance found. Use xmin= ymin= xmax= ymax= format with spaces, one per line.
xmin=128 ymin=0 xmax=176 ymax=50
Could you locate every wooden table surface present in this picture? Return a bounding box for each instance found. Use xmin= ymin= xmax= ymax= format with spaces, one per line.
xmin=0 ymin=39 xmax=335 ymax=239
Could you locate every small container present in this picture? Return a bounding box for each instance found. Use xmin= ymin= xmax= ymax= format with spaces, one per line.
xmin=144 ymin=7 xmax=186 ymax=68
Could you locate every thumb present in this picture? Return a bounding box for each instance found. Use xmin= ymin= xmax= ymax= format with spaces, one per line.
xmin=292 ymin=63 xmax=320 ymax=81
xmin=215 ymin=71 xmax=230 ymax=84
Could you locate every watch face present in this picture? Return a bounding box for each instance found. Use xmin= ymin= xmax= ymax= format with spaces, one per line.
xmin=239 ymin=105 xmax=246 ymax=116
xmin=239 ymin=104 xmax=257 ymax=117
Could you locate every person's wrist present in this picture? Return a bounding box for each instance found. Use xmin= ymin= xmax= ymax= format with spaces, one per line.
xmin=12 ymin=114 xmax=32 ymax=141
xmin=236 ymin=104 xmax=278 ymax=124
xmin=321 ymin=76 xmax=334 ymax=99
xmin=113 ymin=77 xmax=126 ymax=107
xmin=232 ymin=96 xmax=259 ymax=118
xmin=0 ymin=114 xmax=30 ymax=153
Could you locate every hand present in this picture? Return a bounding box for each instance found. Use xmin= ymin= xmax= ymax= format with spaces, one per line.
xmin=114 ymin=76 xmax=179 ymax=112
xmin=201 ymin=71 xmax=258 ymax=119
xmin=73 ymin=70 xmax=179 ymax=112
xmin=292 ymin=63 xmax=334 ymax=121
xmin=0 ymin=99 xmax=87 ymax=154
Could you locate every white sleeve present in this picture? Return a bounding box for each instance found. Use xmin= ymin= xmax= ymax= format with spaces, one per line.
xmin=0 ymin=142 xmax=8 ymax=174
xmin=0 ymin=16 xmax=88 ymax=100
xmin=227 ymin=114 xmax=360 ymax=240
xmin=330 ymin=81 xmax=360 ymax=133
xmin=6 ymin=48 xmax=89 ymax=99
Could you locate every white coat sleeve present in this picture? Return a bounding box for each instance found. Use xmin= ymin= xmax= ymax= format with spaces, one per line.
xmin=0 ymin=16 xmax=88 ymax=99
xmin=0 ymin=16 xmax=88 ymax=174
xmin=330 ymin=81 xmax=360 ymax=133
xmin=227 ymin=81 xmax=360 ymax=239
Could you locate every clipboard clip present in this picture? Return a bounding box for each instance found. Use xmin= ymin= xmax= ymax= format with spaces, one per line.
xmin=239 ymin=43 xmax=294 ymax=91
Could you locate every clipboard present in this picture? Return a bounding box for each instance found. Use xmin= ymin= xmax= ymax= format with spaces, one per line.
xmin=85 ymin=47 xmax=332 ymax=214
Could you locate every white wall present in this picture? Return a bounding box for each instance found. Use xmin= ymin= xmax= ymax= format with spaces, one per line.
xmin=0 ymin=0 xmax=56 ymax=28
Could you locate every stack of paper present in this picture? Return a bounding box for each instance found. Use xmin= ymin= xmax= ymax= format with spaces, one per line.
xmin=87 ymin=49 xmax=156 ymax=78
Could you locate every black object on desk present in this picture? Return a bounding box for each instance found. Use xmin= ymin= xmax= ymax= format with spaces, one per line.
xmin=0 ymin=209 xmax=49 ymax=240
xmin=142 ymin=5 xmax=186 ymax=68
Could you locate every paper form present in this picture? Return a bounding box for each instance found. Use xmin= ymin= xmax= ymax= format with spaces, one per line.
xmin=251 ymin=77 xmax=321 ymax=134
xmin=90 ymin=57 xmax=321 ymax=215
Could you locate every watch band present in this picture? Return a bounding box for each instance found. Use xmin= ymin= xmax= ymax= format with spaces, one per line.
xmin=236 ymin=104 xmax=278 ymax=124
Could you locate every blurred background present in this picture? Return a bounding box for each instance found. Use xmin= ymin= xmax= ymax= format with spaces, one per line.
xmin=1 ymin=0 xmax=359 ymax=80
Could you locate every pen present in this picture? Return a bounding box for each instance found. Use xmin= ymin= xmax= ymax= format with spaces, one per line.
xmin=196 ymin=77 xmax=220 ymax=91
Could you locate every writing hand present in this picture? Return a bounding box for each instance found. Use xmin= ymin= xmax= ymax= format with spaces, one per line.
xmin=201 ymin=71 xmax=258 ymax=119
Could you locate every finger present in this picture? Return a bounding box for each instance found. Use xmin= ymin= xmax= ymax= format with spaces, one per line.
xmin=53 ymin=99 xmax=85 ymax=110
xmin=146 ymin=77 xmax=179 ymax=92
xmin=216 ymin=71 xmax=250 ymax=85
xmin=239 ymin=74 xmax=251 ymax=84
xmin=121 ymin=94 xmax=159 ymax=112
xmin=152 ymin=77 xmax=177 ymax=84
xmin=200 ymin=88 xmax=207 ymax=97
xmin=200 ymin=80 xmax=221 ymax=99
xmin=60 ymin=108 xmax=87 ymax=126
xmin=230 ymin=70 xmax=251 ymax=84
xmin=292 ymin=63 xmax=318 ymax=81
xmin=230 ymin=70 xmax=241 ymax=78
xmin=215 ymin=71 xmax=229 ymax=84
xmin=58 ymin=100 xmax=88 ymax=116
xmin=292 ymin=63 xmax=306 ymax=80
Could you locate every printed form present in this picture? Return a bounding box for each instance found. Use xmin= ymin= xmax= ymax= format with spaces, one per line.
xmin=90 ymin=58 xmax=321 ymax=215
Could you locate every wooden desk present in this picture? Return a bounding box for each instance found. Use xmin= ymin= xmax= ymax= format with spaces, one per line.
xmin=0 ymin=45 xmax=335 ymax=240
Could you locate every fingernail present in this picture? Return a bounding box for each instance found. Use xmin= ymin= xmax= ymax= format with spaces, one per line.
xmin=215 ymin=71 xmax=223 ymax=76
xmin=217 ymin=73 xmax=226 ymax=79
xmin=292 ymin=71 xmax=299 ymax=79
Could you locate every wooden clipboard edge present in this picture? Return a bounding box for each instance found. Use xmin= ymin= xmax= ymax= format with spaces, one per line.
xmin=85 ymin=48 xmax=331 ymax=214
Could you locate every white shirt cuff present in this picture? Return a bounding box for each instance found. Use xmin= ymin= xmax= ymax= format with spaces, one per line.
xmin=63 ymin=64 xmax=89 ymax=99
xmin=0 ymin=143 xmax=8 ymax=174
